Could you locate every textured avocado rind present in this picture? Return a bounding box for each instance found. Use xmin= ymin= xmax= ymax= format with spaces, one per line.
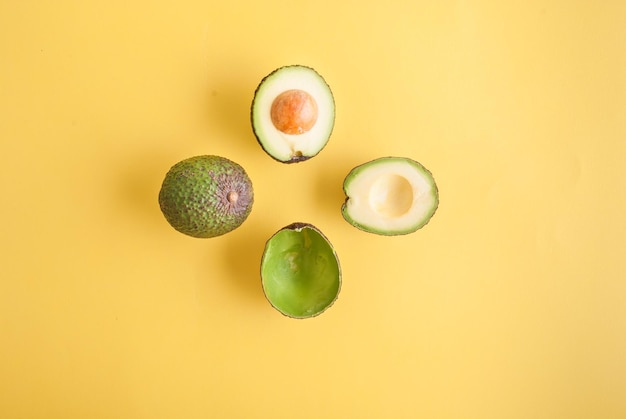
xmin=158 ymin=155 xmax=254 ymax=238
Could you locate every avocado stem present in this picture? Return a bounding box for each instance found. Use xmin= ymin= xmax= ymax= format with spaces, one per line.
xmin=227 ymin=191 xmax=239 ymax=205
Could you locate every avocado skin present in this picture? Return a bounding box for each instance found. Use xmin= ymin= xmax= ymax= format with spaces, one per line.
xmin=260 ymin=222 xmax=342 ymax=319
xmin=282 ymin=221 xmax=311 ymax=231
xmin=285 ymin=154 xmax=313 ymax=164
xmin=158 ymin=155 xmax=254 ymax=238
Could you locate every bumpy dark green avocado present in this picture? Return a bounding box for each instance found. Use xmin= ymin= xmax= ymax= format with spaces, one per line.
xmin=158 ymin=155 xmax=254 ymax=238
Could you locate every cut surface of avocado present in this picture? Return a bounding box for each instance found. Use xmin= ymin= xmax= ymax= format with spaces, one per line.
xmin=251 ymin=65 xmax=335 ymax=163
xmin=342 ymin=157 xmax=438 ymax=235
xmin=261 ymin=223 xmax=341 ymax=318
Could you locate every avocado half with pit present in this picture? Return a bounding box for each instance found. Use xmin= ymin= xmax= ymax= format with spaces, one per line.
xmin=251 ymin=65 xmax=335 ymax=163
xmin=261 ymin=223 xmax=341 ymax=318
xmin=342 ymin=157 xmax=439 ymax=235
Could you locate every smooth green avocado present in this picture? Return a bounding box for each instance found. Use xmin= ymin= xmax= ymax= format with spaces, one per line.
xmin=158 ymin=155 xmax=254 ymax=238
xmin=342 ymin=157 xmax=438 ymax=236
xmin=261 ymin=223 xmax=341 ymax=319
xmin=251 ymin=65 xmax=335 ymax=163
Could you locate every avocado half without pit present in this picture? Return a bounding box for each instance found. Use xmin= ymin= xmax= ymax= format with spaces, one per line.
xmin=342 ymin=157 xmax=439 ymax=235
xmin=261 ymin=223 xmax=341 ymax=318
xmin=251 ymin=65 xmax=335 ymax=163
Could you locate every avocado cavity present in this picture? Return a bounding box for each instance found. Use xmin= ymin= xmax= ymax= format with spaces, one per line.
xmin=261 ymin=223 xmax=341 ymax=318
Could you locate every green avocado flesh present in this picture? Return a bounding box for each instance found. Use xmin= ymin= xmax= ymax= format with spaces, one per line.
xmin=342 ymin=157 xmax=438 ymax=236
xmin=251 ymin=65 xmax=335 ymax=163
xmin=158 ymin=155 xmax=254 ymax=238
xmin=261 ymin=223 xmax=341 ymax=318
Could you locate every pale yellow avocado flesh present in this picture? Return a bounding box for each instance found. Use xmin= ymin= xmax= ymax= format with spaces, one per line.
xmin=342 ymin=158 xmax=438 ymax=235
xmin=251 ymin=66 xmax=335 ymax=163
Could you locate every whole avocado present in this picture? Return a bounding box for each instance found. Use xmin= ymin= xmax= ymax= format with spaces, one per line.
xmin=158 ymin=155 xmax=254 ymax=238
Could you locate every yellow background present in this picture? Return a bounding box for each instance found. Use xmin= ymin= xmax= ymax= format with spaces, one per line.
xmin=1 ymin=0 xmax=625 ymax=418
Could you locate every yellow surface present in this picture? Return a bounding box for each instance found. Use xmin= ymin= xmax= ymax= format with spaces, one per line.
xmin=1 ymin=1 xmax=625 ymax=418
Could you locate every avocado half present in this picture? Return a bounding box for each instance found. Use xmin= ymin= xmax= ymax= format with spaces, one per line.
xmin=251 ymin=65 xmax=335 ymax=163
xmin=261 ymin=223 xmax=341 ymax=318
xmin=342 ymin=157 xmax=439 ymax=235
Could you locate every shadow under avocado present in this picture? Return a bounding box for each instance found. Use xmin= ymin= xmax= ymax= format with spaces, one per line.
xmin=114 ymin=147 xmax=179 ymax=234
xmin=204 ymin=71 xmax=260 ymax=156
xmin=217 ymin=217 xmax=273 ymax=306
xmin=311 ymin=156 xmax=364 ymax=218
